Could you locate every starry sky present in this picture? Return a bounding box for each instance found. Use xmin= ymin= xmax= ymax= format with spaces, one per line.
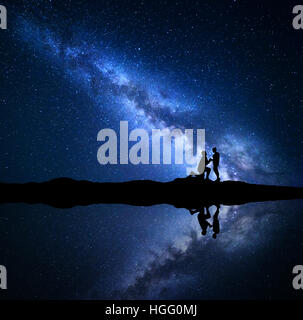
xmin=0 ymin=0 xmax=303 ymax=299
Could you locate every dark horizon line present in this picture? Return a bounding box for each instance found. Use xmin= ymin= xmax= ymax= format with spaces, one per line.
xmin=0 ymin=176 xmax=303 ymax=209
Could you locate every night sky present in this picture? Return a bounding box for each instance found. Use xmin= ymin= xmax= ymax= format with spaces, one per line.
xmin=1 ymin=0 xmax=303 ymax=299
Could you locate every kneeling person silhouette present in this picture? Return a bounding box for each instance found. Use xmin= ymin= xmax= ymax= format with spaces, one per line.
xmin=197 ymin=151 xmax=212 ymax=180
xmin=198 ymin=206 xmax=212 ymax=236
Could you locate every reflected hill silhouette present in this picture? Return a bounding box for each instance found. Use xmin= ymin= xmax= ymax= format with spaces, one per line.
xmin=0 ymin=176 xmax=302 ymax=209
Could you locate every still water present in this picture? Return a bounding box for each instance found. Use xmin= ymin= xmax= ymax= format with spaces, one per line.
xmin=0 ymin=200 xmax=302 ymax=299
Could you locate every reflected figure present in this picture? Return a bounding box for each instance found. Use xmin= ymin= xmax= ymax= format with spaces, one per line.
xmin=198 ymin=205 xmax=212 ymax=236
xmin=211 ymin=147 xmax=220 ymax=182
xmin=188 ymin=205 xmax=212 ymax=236
xmin=188 ymin=203 xmax=221 ymax=238
xmin=212 ymin=204 xmax=220 ymax=239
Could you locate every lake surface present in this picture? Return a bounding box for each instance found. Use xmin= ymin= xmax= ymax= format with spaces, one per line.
xmin=1 ymin=200 xmax=303 ymax=299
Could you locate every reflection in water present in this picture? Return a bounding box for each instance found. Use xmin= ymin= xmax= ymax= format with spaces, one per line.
xmin=188 ymin=204 xmax=221 ymax=238
xmin=212 ymin=205 xmax=220 ymax=239
xmin=107 ymin=200 xmax=303 ymax=300
xmin=1 ymin=200 xmax=303 ymax=300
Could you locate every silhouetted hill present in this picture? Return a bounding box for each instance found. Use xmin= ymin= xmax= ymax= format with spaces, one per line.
xmin=0 ymin=176 xmax=302 ymax=209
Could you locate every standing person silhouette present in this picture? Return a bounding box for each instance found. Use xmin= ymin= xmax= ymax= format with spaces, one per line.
xmin=212 ymin=147 xmax=220 ymax=182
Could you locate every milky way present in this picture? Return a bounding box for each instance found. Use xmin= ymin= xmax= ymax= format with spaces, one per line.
xmin=16 ymin=17 xmax=278 ymax=183
xmin=1 ymin=1 xmax=302 ymax=300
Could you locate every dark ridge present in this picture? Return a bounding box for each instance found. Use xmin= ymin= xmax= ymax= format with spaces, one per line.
xmin=0 ymin=176 xmax=302 ymax=209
